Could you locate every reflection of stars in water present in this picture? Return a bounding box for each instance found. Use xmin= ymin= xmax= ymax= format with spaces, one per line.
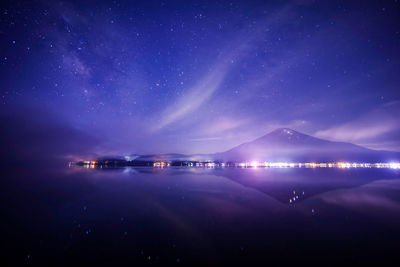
xmin=289 ymin=189 xmax=304 ymax=204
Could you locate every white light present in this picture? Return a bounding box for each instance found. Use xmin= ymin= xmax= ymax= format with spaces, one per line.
xmin=390 ymin=163 xmax=400 ymax=169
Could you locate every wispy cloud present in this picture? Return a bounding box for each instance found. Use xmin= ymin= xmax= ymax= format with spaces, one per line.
xmin=189 ymin=137 xmax=223 ymax=142
xmin=153 ymin=46 xmax=250 ymax=131
xmin=315 ymin=101 xmax=400 ymax=151
xmin=316 ymin=123 xmax=396 ymax=142
xmin=200 ymin=117 xmax=250 ymax=136
xmin=152 ymin=7 xmax=292 ymax=132
xmin=318 ymin=179 xmax=400 ymax=214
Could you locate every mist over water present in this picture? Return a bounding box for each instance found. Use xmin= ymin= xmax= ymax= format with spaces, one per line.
xmin=2 ymin=165 xmax=400 ymax=265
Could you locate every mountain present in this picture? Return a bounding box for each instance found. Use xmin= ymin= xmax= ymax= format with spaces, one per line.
xmin=214 ymin=128 xmax=400 ymax=162
xmin=129 ymin=128 xmax=400 ymax=163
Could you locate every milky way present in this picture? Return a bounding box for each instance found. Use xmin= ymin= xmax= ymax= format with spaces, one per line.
xmin=1 ymin=0 xmax=399 ymax=157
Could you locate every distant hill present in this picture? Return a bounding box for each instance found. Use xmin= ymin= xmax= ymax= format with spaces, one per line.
xmin=135 ymin=153 xmax=194 ymax=162
xmin=132 ymin=128 xmax=400 ymax=163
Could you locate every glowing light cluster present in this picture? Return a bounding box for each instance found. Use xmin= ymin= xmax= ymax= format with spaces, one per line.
xmin=153 ymin=162 xmax=170 ymax=167
xmin=389 ymin=162 xmax=400 ymax=169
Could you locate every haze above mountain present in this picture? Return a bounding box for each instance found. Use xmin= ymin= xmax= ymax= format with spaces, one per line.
xmin=134 ymin=128 xmax=400 ymax=162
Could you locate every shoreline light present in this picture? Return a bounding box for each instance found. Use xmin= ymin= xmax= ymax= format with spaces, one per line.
xmin=77 ymin=161 xmax=400 ymax=169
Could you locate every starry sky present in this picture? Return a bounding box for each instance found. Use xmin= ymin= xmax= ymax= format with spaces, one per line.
xmin=1 ymin=0 xmax=400 ymax=159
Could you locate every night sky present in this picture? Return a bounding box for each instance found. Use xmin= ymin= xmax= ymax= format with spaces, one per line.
xmin=1 ymin=0 xmax=400 ymax=159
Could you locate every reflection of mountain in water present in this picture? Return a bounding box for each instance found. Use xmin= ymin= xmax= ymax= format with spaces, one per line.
xmin=121 ymin=167 xmax=400 ymax=205
xmin=210 ymin=168 xmax=397 ymax=204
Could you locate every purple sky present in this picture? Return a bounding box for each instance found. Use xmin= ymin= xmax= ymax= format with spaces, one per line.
xmin=1 ymin=0 xmax=400 ymax=158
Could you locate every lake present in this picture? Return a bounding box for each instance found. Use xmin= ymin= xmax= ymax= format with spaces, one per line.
xmin=2 ymin=166 xmax=400 ymax=265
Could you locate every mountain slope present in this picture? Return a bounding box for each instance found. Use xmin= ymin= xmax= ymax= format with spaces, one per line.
xmin=214 ymin=128 xmax=400 ymax=162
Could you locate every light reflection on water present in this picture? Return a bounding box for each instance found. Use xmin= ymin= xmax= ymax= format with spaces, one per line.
xmin=2 ymin=166 xmax=400 ymax=265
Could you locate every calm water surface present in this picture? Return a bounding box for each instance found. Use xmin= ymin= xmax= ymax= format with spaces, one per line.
xmin=2 ymin=167 xmax=400 ymax=265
